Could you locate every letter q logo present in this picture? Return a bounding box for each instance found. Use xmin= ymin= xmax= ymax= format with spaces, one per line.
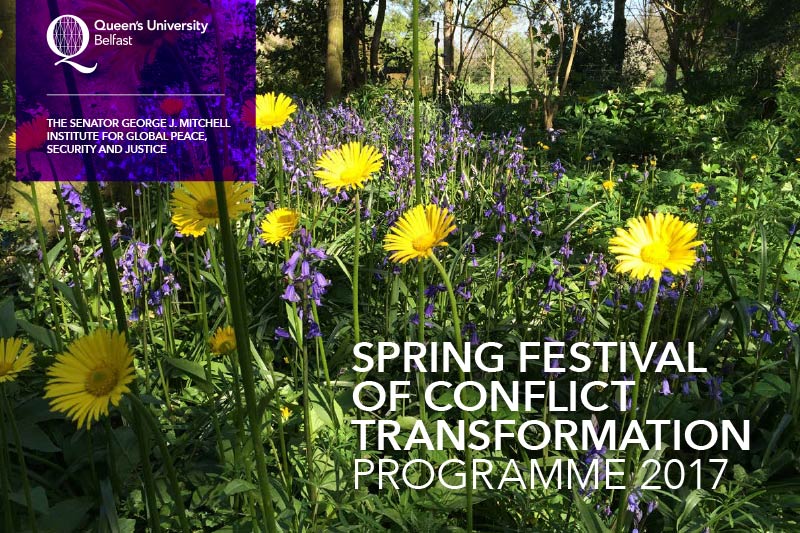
xmin=47 ymin=15 xmax=98 ymax=74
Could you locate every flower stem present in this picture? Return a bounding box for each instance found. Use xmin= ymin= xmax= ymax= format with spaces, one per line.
xmin=415 ymin=264 xmax=428 ymax=427
xmin=429 ymin=254 xmax=472 ymax=533
xmin=27 ymin=180 xmax=64 ymax=351
xmin=410 ymin=0 xmax=428 ymax=434
xmin=616 ymin=282 xmax=659 ymax=533
xmin=173 ymin=46 xmax=277 ymax=528
xmin=127 ymin=405 xmax=160 ymax=533
xmin=353 ymin=191 xmax=361 ymax=344
xmin=0 ymin=390 xmax=14 ymax=532
xmin=45 ymin=0 xmax=126 ymax=335
xmin=1 ymin=388 xmax=37 ymax=532
xmin=411 ymin=0 xmax=422 ymax=203
xmin=213 ymin=181 xmax=278 ymax=533
xmin=46 ymin=157 xmax=91 ymax=331
xmin=302 ymin=334 xmax=318 ymax=508
xmin=101 ymin=418 xmax=122 ymax=498
xmin=129 ymin=395 xmax=190 ymax=533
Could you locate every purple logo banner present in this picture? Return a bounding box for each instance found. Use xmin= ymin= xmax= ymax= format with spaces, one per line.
xmin=16 ymin=0 xmax=256 ymax=182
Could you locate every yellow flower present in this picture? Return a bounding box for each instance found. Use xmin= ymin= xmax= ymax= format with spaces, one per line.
xmin=609 ymin=212 xmax=702 ymax=280
xmin=8 ymin=132 xmax=16 ymax=150
xmin=650 ymin=158 xmax=657 ymax=166
xmin=0 ymin=337 xmax=34 ymax=383
xmin=210 ymin=326 xmax=236 ymax=355
xmin=170 ymin=180 xmax=254 ymax=237
xmin=750 ymin=154 xmax=758 ymax=161
xmin=314 ymin=142 xmax=383 ymax=192
xmin=541 ymin=144 xmax=550 ymax=151
xmin=631 ymin=164 xmax=639 ymax=169
xmin=384 ymin=204 xmax=456 ymax=264
xmin=256 ymin=92 xmax=297 ymax=131
xmin=44 ymin=329 xmax=136 ymax=429
xmin=280 ymin=406 xmax=291 ymax=421
xmin=585 ymin=155 xmax=593 ymax=161
xmin=689 ymin=182 xmax=705 ymax=194
xmin=602 ymin=180 xmax=616 ymax=192
xmin=260 ymin=208 xmax=299 ymax=245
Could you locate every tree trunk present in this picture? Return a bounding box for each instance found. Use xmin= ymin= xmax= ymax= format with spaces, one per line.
xmin=370 ymin=0 xmax=386 ymax=79
xmin=433 ymin=23 xmax=441 ymax=99
xmin=528 ymin=24 xmax=537 ymax=87
xmin=543 ymin=98 xmax=557 ymax=130
xmin=325 ymin=0 xmax=344 ymax=101
xmin=489 ymin=39 xmax=496 ymax=94
xmin=665 ymin=36 xmax=680 ymax=93
xmin=443 ymin=0 xmax=455 ymax=89
xmin=343 ymin=0 xmax=367 ymax=89
xmin=0 ymin=0 xmax=14 ymax=77
xmin=611 ymin=0 xmax=626 ymax=77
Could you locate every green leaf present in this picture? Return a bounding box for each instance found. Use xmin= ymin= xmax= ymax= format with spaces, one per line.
xmin=762 ymin=414 xmax=792 ymax=467
xmin=308 ymin=384 xmax=343 ymax=435
xmin=100 ymin=478 xmax=122 ymax=533
xmin=712 ymin=233 xmax=738 ymax=299
xmin=40 ymin=497 xmax=93 ymax=532
xmin=572 ymin=486 xmax=611 ymax=533
xmin=0 ymin=297 xmax=16 ymax=337
xmin=54 ymin=280 xmax=81 ymax=321
xmin=46 ymin=238 xmax=66 ymax=267
xmin=118 ymin=519 xmax=136 ymax=533
xmin=676 ymin=489 xmax=704 ymax=529
xmin=397 ymin=416 xmax=419 ymax=430
xmin=10 ymin=485 xmax=49 ymax=514
xmin=284 ymin=303 xmax=302 ymax=343
xmin=16 ymin=319 xmax=59 ymax=350
xmin=18 ymin=423 xmax=60 ymax=453
xmin=13 ymin=397 xmax=64 ymax=424
xmin=757 ymin=222 xmax=768 ymax=302
xmin=165 ymin=357 xmax=209 ymax=384
xmin=199 ymin=270 xmax=225 ymax=292
xmin=223 ymin=479 xmax=256 ymax=496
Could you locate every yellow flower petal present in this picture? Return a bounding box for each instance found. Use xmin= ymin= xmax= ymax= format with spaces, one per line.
xmin=0 ymin=337 xmax=34 ymax=383
xmin=384 ymin=204 xmax=456 ymax=264
xmin=314 ymin=142 xmax=383 ymax=192
xmin=260 ymin=208 xmax=300 ymax=245
xmin=609 ymin=212 xmax=702 ymax=280
xmin=256 ymin=92 xmax=297 ymax=131
xmin=170 ymin=180 xmax=253 ymax=237
xmin=210 ymin=326 xmax=236 ymax=355
xmin=44 ymin=329 xmax=135 ymax=429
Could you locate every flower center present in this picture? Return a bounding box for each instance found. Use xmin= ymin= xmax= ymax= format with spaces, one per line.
xmin=219 ymin=340 xmax=235 ymax=353
xmin=340 ymin=166 xmax=363 ymax=185
xmin=412 ymin=231 xmax=437 ymax=253
xmin=85 ymin=365 xmax=119 ymax=397
xmin=259 ymin=112 xmax=277 ymax=128
xmin=276 ymin=213 xmax=295 ymax=225
xmin=196 ymin=197 xmax=219 ymax=218
xmin=640 ymin=241 xmax=670 ymax=265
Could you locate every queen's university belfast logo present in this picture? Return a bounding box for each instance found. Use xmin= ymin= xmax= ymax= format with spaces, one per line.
xmin=46 ymin=15 xmax=98 ymax=74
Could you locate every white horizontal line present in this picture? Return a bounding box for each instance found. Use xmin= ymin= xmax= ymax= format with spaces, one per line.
xmin=46 ymin=93 xmax=225 ymax=97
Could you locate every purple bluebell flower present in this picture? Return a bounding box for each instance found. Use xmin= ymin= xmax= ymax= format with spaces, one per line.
xmin=118 ymin=240 xmax=179 ymax=322
xmin=280 ymin=228 xmax=330 ymax=340
xmin=705 ymin=376 xmax=723 ymax=402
